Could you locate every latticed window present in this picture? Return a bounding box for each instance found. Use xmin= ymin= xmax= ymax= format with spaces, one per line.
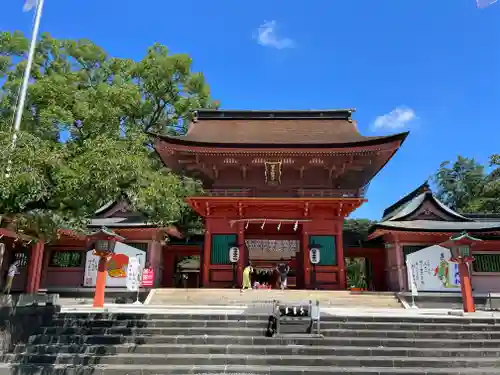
xmin=473 ymin=253 xmax=500 ymax=273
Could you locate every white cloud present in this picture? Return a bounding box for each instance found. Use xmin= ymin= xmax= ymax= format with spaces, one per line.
xmin=372 ymin=106 xmax=417 ymax=131
xmin=255 ymin=20 xmax=295 ymax=49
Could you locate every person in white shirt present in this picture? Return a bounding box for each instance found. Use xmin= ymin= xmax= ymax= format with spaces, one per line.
xmin=3 ymin=261 xmax=19 ymax=295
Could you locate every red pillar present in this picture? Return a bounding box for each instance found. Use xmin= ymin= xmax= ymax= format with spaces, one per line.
xmin=458 ymin=262 xmax=475 ymax=313
xmin=93 ymin=257 xmax=107 ymax=308
xmin=237 ymin=222 xmax=245 ymax=287
xmin=202 ymin=221 xmax=211 ymax=287
xmin=33 ymin=241 xmax=44 ymax=292
xmin=25 ymin=241 xmax=44 ymax=293
xmin=301 ymin=226 xmax=311 ymax=289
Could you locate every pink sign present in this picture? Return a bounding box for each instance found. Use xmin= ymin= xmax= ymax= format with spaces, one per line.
xmin=141 ymin=268 xmax=154 ymax=287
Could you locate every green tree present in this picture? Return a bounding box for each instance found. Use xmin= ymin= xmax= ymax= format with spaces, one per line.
xmin=433 ymin=155 xmax=500 ymax=214
xmin=343 ymin=218 xmax=376 ymax=239
xmin=0 ymin=31 xmax=217 ymax=239
xmin=464 ymin=154 xmax=500 ymax=214
xmin=433 ymin=156 xmax=486 ymax=212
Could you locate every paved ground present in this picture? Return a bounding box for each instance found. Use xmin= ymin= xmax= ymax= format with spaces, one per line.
xmin=56 ymin=288 xmax=500 ymax=320
xmin=147 ymin=288 xmax=404 ymax=308
xmin=59 ymin=302 xmax=500 ymax=321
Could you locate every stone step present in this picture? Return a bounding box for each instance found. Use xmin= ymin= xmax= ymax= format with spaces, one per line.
xmin=52 ymin=313 xmax=499 ymax=325
xmin=6 ymin=353 xmax=500 ymax=368
xmin=17 ymin=343 xmax=500 ymax=358
xmin=47 ymin=318 xmax=500 ymax=331
xmin=35 ymin=326 xmax=500 ymax=339
xmin=28 ymin=334 xmax=500 ymax=348
xmin=151 ymin=298 xmax=402 ymax=309
xmin=1 ymin=364 xmax=498 ymax=375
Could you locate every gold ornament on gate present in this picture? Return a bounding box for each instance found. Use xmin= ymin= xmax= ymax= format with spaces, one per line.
xmin=264 ymin=161 xmax=282 ymax=185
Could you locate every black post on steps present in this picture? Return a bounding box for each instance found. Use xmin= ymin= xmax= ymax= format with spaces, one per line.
xmin=232 ymin=262 xmax=237 ymax=288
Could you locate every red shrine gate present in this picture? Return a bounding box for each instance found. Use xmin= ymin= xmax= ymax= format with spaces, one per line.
xmin=155 ymin=109 xmax=407 ymax=289
xmin=188 ymin=197 xmax=364 ymax=289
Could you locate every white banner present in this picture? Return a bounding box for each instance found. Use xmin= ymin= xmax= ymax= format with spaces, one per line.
xmin=126 ymin=257 xmax=141 ymax=292
xmin=406 ymin=259 xmax=419 ymax=296
xmin=84 ymin=242 xmax=146 ymax=287
xmin=406 ymin=245 xmax=461 ymax=292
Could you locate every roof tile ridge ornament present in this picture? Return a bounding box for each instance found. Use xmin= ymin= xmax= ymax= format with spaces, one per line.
xmin=347 ymin=109 xmax=354 ymax=123
xmin=192 ymin=111 xmax=199 ymax=123
xmin=449 ymin=231 xmax=482 ymax=243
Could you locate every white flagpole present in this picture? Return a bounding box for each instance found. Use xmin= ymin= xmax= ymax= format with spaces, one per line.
xmin=11 ymin=0 xmax=45 ymax=151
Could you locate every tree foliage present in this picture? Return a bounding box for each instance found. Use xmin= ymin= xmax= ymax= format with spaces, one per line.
xmin=343 ymin=218 xmax=376 ymax=239
xmin=0 ymin=31 xmax=218 ymax=239
xmin=433 ymin=154 xmax=500 ymax=214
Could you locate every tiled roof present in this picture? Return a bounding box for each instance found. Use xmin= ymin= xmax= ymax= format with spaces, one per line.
xmin=382 ymin=191 xmax=472 ymax=222
xmin=156 ymin=109 xmax=409 ymax=147
xmin=463 ymin=213 xmax=500 ymax=222
xmin=372 ymin=186 xmax=499 ymax=234
xmin=373 ymin=220 xmax=500 ymax=232
xmin=381 ymin=182 xmax=430 ymax=219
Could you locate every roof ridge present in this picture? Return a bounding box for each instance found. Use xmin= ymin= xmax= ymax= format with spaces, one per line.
xmin=383 ymin=190 xmax=473 ymax=223
xmin=382 ymin=182 xmax=430 ymax=220
xmin=194 ymin=109 xmax=355 ymax=121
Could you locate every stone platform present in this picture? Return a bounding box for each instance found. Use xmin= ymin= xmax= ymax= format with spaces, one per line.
xmin=146 ymin=288 xmax=404 ymax=309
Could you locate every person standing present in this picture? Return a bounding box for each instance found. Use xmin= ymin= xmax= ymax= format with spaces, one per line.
xmin=241 ymin=263 xmax=253 ymax=292
xmin=4 ymin=260 xmax=19 ymax=295
xmin=276 ymin=259 xmax=290 ymax=291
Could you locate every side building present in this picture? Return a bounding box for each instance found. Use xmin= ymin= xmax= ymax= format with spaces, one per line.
xmin=368 ymin=182 xmax=500 ymax=293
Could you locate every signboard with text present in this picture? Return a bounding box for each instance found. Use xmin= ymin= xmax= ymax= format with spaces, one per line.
xmin=84 ymin=242 xmax=146 ymax=287
xmin=406 ymin=245 xmax=461 ymax=292
xmin=141 ymin=268 xmax=154 ymax=287
xmin=126 ymin=257 xmax=141 ymax=292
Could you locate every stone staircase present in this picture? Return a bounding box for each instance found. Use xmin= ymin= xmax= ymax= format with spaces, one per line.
xmin=2 ymin=311 xmax=500 ymax=374
xmin=149 ymin=288 xmax=404 ymax=308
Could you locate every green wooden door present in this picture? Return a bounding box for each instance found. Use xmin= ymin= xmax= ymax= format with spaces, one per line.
xmin=309 ymin=235 xmax=337 ymax=266
xmin=211 ymin=234 xmax=237 ymax=265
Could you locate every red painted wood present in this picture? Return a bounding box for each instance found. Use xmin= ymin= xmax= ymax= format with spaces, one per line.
xmin=25 ymin=241 xmax=43 ymax=293
xmin=210 ymin=269 xmax=233 ymax=282
xmin=162 ymin=245 xmax=201 ymax=287
xmin=345 ymin=247 xmax=387 ymax=291
xmin=458 ymin=261 xmax=475 ymax=312
xmin=93 ymin=257 xmax=107 ymax=307
xmin=33 ymin=241 xmax=44 ymax=292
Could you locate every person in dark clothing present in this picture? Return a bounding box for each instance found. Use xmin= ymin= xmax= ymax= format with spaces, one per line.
xmin=276 ymin=258 xmax=290 ymax=290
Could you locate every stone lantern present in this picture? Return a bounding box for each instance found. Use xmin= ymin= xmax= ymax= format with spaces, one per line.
xmin=86 ymin=227 xmax=125 ymax=308
xmin=440 ymin=232 xmax=481 ymax=313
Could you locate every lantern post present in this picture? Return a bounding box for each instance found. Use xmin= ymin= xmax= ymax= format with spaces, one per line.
xmin=86 ymin=227 xmax=125 ymax=308
xmin=440 ymin=232 xmax=481 ymax=313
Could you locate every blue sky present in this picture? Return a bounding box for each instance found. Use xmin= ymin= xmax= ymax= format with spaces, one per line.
xmin=2 ymin=0 xmax=499 ymax=220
